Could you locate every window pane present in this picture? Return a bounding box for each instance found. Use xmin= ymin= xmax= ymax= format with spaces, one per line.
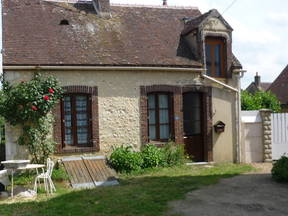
xmin=183 ymin=92 xmax=202 ymax=136
xmin=191 ymin=121 xmax=201 ymax=135
xmin=76 ymin=113 xmax=88 ymax=127
xmin=205 ymin=44 xmax=212 ymax=76
xmin=149 ymin=125 xmax=156 ymax=140
xmin=214 ymin=44 xmax=222 ymax=76
xmin=77 ymin=127 xmax=88 ymax=145
xmin=148 ymin=95 xmax=155 ymax=109
xmin=64 ymin=96 xmax=71 ymax=112
xmin=191 ymin=108 xmax=201 ymax=121
xmin=185 ymin=92 xmax=200 ymax=108
xmin=159 ymin=109 xmax=169 ymax=124
xmin=159 ymin=94 xmax=168 ymax=108
xmin=65 ymin=128 xmax=73 ymax=145
xmin=62 ymin=94 xmax=91 ymax=147
xmin=64 ymin=114 xmax=72 ymax=127
xmin=160 ymin=125 xmax=169 ymax=139
xmin=149 ymin=110 xmax=156 ymax=124
xmin=76 ymin=95 xmax=87 ymax=112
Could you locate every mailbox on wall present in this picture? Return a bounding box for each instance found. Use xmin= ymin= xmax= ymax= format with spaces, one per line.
xmin=214 ymin=121 xmax=225 ymax=133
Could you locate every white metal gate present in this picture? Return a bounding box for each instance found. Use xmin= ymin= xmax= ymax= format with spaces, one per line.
xmin=272 ymin=113 xmax=288 ymax=160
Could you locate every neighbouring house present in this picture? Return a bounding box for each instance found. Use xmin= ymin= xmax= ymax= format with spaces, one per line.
xmin=3 ymin=0 xmax=244 ymax=162
xmin=245 ymin=72 xmax=271 ymax=94
xmin=268 ymin=65 xmax=288 ymax=112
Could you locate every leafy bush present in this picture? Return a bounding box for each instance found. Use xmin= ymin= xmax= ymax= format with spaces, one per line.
xmin=162 ymin=142 xmax=186 ymax=166
xmin=241 ymin=90 xmax=281 ymax=112
xmin=109 ymin=146 xmax=143 ymax=173
xmin=110 ymin=142 xmax=186 ymax=173
xmin=141 ymin=144 xmax=165 ymax=168
xmin=271 ymin=155 xmax=288 ymax=182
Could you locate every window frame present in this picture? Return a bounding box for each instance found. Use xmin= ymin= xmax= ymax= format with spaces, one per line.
xmin=61 ymin=93 xmax=93 ymax=148
xmin=205 ymin=37 xmax=226 ymax=78
xmin=147 ymin=92 xmax=174 ymax=142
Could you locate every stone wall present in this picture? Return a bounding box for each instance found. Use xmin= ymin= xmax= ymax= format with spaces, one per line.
xmin=259 ymin=109 xmax=272 ymax=162
xmin=4 ymin=69 xmax=238 ymax=162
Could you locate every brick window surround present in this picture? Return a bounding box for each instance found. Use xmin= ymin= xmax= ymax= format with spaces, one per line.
xmin=140 ymin=85 xmax=213 ymax=162
xmin=53 ymin=86 xmax=99 ymax=154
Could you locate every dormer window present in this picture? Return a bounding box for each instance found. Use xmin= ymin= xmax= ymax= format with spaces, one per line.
xmin=205 ymin=37 xmax=226 ymax=78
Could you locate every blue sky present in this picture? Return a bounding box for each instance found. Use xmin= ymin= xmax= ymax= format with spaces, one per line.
xmin=112 ymin=0 xmax=288 ymax=88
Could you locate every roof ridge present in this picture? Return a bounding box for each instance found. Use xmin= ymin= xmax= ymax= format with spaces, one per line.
xmin=42 ymin=0 xmax=199 ymax=9
xmin=111 ymin=3 xmax=198 ymax=10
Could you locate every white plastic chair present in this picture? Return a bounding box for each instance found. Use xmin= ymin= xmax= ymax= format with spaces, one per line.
xmin=34 ymin=158 xmax=56 ymax=194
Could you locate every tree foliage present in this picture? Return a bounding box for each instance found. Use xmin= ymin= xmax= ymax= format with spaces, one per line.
xmin=241 ymin=90 xmax=281 ymax=112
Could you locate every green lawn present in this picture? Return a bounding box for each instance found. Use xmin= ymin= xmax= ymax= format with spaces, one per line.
xmin=0 ymin=163 xmax=254 ymax=216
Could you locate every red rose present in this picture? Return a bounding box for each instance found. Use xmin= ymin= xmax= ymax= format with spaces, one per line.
xmin=48 ymin=88 xmax=54 ymax=94
xmin=31 ymin=106 xmax=38 ymax=111
xmin=43 ymin=95 xmax=50 ymax=101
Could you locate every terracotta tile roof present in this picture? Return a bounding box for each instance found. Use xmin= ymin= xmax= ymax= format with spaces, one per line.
xmin=268 ymin=65 xmax=288 ymax=104
xmin=3 ymin=0 xmax=202 ymax=67
xmin=259 ymin=82 xmax=271 ymax=91
xmin=181 ymin=9 xmax=233 ymax=36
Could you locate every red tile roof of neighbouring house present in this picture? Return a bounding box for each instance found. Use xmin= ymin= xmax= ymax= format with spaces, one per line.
xmin=3 ymin=0 xmax=203 ymax=67
xmin=259 ymin=83 xmax=271 ymax=91
xmin=268 ymin=65 xmax=288 ymax=104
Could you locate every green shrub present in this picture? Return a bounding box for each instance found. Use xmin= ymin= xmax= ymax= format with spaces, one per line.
xmin=109 ymin=146 xmax=143 ymax=173
xmin=162 ymin=142 xmax=186 ymax=166
xmin=272 ymin=155 xmax=288 ymax=182
xmin=141 ymin=144 xmax=165 ymax=168
xmin=52 ymin=165 xmax=69 ymax=182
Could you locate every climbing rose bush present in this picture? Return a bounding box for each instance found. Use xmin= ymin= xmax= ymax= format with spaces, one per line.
xmin=0 ymin=73 xmax=63 ymax=163
xmin=0 ymin=74 xmax=63 ymax=126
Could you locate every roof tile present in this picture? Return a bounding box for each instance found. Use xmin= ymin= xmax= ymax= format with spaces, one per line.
xmin=3 ymin=0 xmax=202 ymax=67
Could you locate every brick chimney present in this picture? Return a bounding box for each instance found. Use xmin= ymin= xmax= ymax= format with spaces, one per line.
xmin=255 ymin=72 xmax=261 ymax=87
xmin=163 ymin=0 xmax=167 ymax=6
xmin=92 ymin=0 xmax=111 ymax=18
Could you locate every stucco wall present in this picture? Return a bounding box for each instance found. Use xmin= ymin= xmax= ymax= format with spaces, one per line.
xmin=212 ymin=87 xmax=236 ymax=162
xmin=241 ymin=111 xmax=264 ymax=163
xmin=4 ymin=69 xmax=237 ymax=162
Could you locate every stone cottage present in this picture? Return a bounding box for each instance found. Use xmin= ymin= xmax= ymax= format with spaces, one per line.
xmin=3 ymin=0 xmax=245 ymax=162
xmin=245 ymin=72 xmax=271 ymax=94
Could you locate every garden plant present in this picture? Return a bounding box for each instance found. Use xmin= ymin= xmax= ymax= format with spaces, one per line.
xmin=0 ymin=73 xmax=63 ymax=163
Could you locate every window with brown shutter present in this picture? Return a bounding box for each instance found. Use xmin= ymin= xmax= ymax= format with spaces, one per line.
xmin=205 ymin=37 xmax=226 ymax=78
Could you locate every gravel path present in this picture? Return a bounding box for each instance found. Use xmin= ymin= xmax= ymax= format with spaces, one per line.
xmin=168 ymin=163 xmax=288 ymax=216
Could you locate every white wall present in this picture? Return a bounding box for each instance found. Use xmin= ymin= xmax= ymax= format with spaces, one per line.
xmin=241 ymin=111 xmax=263 ymax=163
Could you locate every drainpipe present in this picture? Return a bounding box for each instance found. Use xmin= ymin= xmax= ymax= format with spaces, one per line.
xmin=201 ymin=70 xmax=246 ymax=163
xmin=234 ymin=69 xmax=246 ymax=163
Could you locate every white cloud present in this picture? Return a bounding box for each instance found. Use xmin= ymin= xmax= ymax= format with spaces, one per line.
xmin=268 ymin=12 xmax=288 ymax=24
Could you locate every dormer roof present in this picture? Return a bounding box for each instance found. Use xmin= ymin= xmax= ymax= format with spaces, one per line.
xmin=181 ymin=9 xmax=233 ymax=36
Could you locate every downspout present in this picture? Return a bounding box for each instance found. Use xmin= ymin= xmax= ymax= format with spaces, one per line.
xmin=201 ymin=70 xmax=246 ymax=163
xmin=234 ymin=69 xmax=246 ymax=163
